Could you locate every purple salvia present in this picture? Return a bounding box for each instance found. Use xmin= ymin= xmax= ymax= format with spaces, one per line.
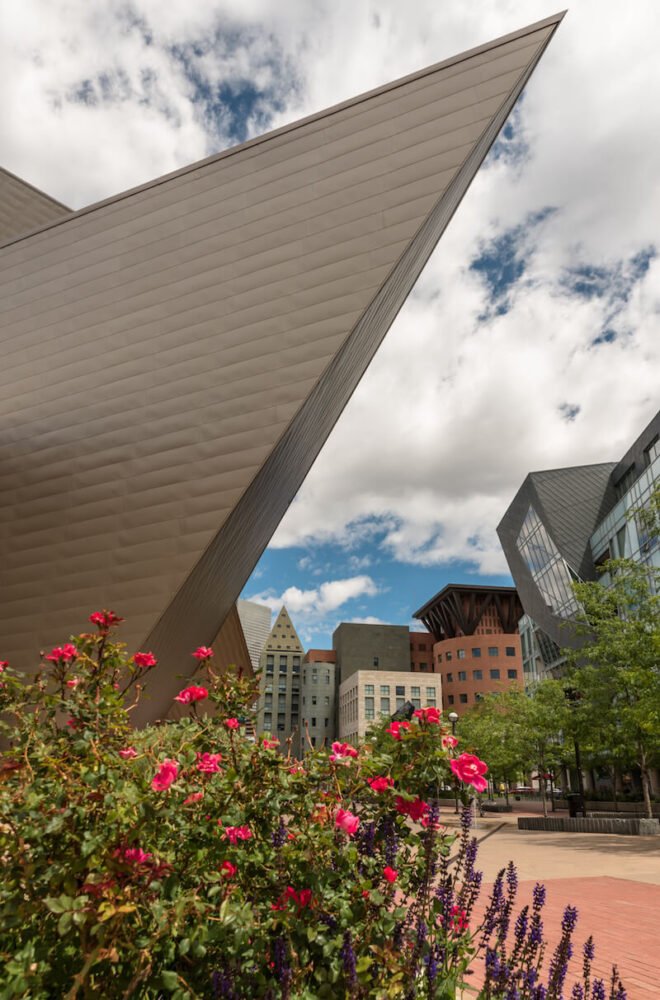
xmin=533 ymin=883 xmax=547 ymax=910
xmin=271 ymin=820 xmax=287 ymax=849
xmin=425 ymin=949 xmax=438 ymax=986
xmin=591 ymin=981 xmax=606 ymax=1000
xmin=273 ymin=936 xmax=291 ymax=998
xmin=571 ymin=986 xmax=585 ymax=1000
xmin=341 ymin=931 xmax=358 ymax=993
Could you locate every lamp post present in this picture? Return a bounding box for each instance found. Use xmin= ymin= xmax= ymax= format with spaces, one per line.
xmin=448 ymin=712 xmax=459 ymax=813
xmin=564 ymin=688 xmax=587 ymax=818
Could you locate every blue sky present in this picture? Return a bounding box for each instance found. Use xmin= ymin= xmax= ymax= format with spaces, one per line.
xmin=3 ymin=0 xmax=660 ymax=651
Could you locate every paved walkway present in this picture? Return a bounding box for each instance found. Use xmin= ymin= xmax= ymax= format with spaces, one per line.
xmin=440 ymin=813 xmax=660 ymax=999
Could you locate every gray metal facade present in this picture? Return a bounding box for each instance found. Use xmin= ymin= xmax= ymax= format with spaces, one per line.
xmin=333 ymin=622 xmax=411 ymax=683
xmin=0 ymin=15 xmax=563 ymax=722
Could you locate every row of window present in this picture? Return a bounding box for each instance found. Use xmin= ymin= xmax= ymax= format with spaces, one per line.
xmin=439 ymin=646 xmax=516 ymax=662
xmin=364 ymin=686 xmax=438 ymax=720
xmin=263 ymin=711 xmax=298 ymax=732
xmin=446 ymin=693 xmax=482 ymax=706
xmin=445 ymin=668 xmax=518 ymax=682
xmin=266 ymin=654 xmax=301 ymax=668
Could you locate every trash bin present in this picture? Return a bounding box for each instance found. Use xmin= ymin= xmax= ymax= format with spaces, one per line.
xmin=566 ymin=793 xmax=581 ymax=818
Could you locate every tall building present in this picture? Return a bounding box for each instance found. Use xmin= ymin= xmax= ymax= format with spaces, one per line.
xmin=237 ymin=599 xmax=272 ymax=674
xmin=0 ymin=16 xmax=564 ymax=724
xmin=497 ymin=409 xmax=660 ymax=678
xmin=414 ymin=584 xmax=524 ymax=710
xmin=333 ymin=622 xmax=411 ymax=683
xmin=256 ymin=607 xmax=303 ymax=747
xmin=298 ymin=651 xmax=337 ymax=754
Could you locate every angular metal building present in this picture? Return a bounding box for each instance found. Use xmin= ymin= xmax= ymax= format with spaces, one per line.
xmin=0 ymin=14 xmax=564 ymax=723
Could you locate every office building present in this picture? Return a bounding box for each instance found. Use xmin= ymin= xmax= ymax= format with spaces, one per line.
xmin=338 ymin=670 xmax=442 ymax=745
xmin=0 ymin=17 xmax=563 ymax=723
xmin=237 ymin=599 xmax=272 ymax=674
xmin=498 ymin=408 xmax=660 ymax=678
xmin=298 ymin=651 xmax=337 ymax=753
xmin=256 ymin=607 xmax=303 ymax=747
xmin=414 ymin=584 xmax=524 ymax=709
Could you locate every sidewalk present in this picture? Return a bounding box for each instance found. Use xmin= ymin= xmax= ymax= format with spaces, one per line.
xmin=441 ymin=812 xmax=660 ymax=998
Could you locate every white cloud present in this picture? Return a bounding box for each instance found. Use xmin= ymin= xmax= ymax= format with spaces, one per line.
xmin=248 ymin=575 xmax=379 ymax=618
xmin=3 ymin=0 xmax=660 ymax=576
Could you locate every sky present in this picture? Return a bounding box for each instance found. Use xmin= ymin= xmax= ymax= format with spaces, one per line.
xmin=3 ymin=1 xmax=660 ymax=649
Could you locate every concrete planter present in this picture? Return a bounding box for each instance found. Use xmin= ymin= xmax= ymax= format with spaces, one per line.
xmin=518 ymin=816 xmax=660 ymax=836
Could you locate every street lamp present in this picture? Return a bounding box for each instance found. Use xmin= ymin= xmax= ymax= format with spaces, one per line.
xmin=448 ymin=712 xmax=459 ymax=813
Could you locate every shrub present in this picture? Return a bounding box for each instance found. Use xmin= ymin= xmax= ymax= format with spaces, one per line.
xmin=0 ymin=615 xmax=626 ymax=998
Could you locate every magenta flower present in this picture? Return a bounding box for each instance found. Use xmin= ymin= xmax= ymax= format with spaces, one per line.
xmin=0 ymin=661 xmax=8 ymax=672
xmin=335 ymin=808 xmax=360 ymax=837
xmin=46 ymin=644 xmax=77 ymax=664
xmin=221 ymin=860 xmax=237 ymax=878
xmin=122 ymin=847 xmax=153 ymax=865
xmin=413 ymin=706 xmax=441 ymax=725
xmin=183 ymin=791 xmax=204 ymax=805
xmin=367 ymin=776 xmax=394 ymax=793
xmin=395 ymin=796 xmax=429 ymax=822
xmin=89 ymin=610 xmax=123 ymax=630
xmin=118 ymin=747 xmax=138 ymax=759
xmin=192 ymin=646 xmax=214 ymax=660
xmin=174 ymin=685 xmax=208 ymax=705
xmin=222 ymin=825 xmax=253 ymax=845
xmin=196 ymin=752 xmax=222 ymax=773
xmin=442 ymin=734 xmax=459 ymax=750
xmin=151 ymin=759 xmax=179 ymax=791
xmin=66 ymin=678 xmax=81 ymax=689
xmin=383 ymin=866 xmax=398 ymax=883
xmin=450 ymin=752 xmax=488 ymax=792
xmin=224 ymin=718 xmax=240 ymax=730
xmin=329 ymin=741 xmax=359 ymax=764
xmin=386 ymin=720 xmax=410 ymax=741
xmin=261 ymin=738 xmax=279 ymax=750
xmin=133 ymin=651 xmax=157 ymax=669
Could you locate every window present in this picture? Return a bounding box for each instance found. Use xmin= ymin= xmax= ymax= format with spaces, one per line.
xmin=311 ymin=718 xmax=316 ymax=727
xmin=436 ymin=653 xmax=442 ymax=663
xmin=292 ymin=655 xmax=300 ymax=668
xmin=446 ymin=651 xmax=453 ymax=661
xmin=471 ymin=648 xmax=481 ymax=658
xmin=324 ymin=696 xmax=329 ymax=705
xmin=447 ymin=694 xmax=455 ymax=705
xmin=265 ymin=694 xmax=273 ymax=708
xmin=426 ymin=687 xmax=436 ymax=707
xmin=278 ymin=682 xmax=286 ymax=693
xmin=490 ymin=669 xmax=500 ymax=680
xmin=475 ymin=693 xmax=483 ymax=702
xmin=324 ymin=718 xmax=329 ymax=727
xmin=278 ymin=693 xmax=286 ymax=706
xmin=380 ymin=685 xmax=390 ymax=695
xmin=325 ymin=674 xmax=330 ymax=684
xmin=365 ymin=697 xmax=375 ymax=720
xmin=457 ymin=649 xmax=466 ymax=660
xmin=473 ymin=669 xmax=483 ymax=681
xmin=365 ymin=684 xmax=374 ymax=696
xmin=507 ymin=669 xmax=518 ymax=679
xmin=280 ymin=655 xmax=287 ymax=668
xmin=312 ymin=670 xmax=318 ymax=683
xmin=312 ymin=696 xmax=317 ymax=706
xmin=264 ymin=712 xmax=272 ymax=727
xmin=266 ymin=654 xmax=274 ymax=667
xmin=410 ymin=685 xmax=420 ymax=709
xmin=291 ymin=714 xmax=298 ymax=725
xmin=458 ymin=671 xmax=467 ymax=682
xmin=505 ymin=647 xmax=516 ymax=657
xmin=419 ymin=662 xmax=428 ymax=671
xmin=459 ymin=693 xmax=468 ymax=704
xmin=380 ymin=697 xmax=390 ymax=714
xmin=266 ymin=663 xmax=274 ymax=676
xmin=373 ymin=656 xmax=379 ymax=667
xmin=488 ymin=647 xmax=498 ymax=657
xmin=446 ymin=673 xmax=453 ymax=683
xmin=311 ymin=736 xmax=316 ymax=747
xmin=396 ymin=686 xmax=405 ymax=696
xmin=396 ymin=697 xmax=405 ymax=710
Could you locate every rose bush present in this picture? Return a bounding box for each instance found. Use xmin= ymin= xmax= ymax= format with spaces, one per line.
xmin=0 ymin=614 xmax=625 ymax=999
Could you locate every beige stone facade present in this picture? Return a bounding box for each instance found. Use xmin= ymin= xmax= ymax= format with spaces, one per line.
xmin=338 ymin=670 xmax=442 ymax=745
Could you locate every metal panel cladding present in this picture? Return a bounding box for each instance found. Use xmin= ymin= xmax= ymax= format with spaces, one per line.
xmin=0 ymin=14 xmax=564 ymax=722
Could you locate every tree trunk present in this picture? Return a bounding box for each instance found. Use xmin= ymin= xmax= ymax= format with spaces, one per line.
xmin=503 ymin=773 xmax=510 ymax=807
xmin=539 ymin=760 xmax=548 ymax=818
xmin=612 ymin=766 xmax=619 ymax=812
xmin=639 ymin=746 xmax=653 ymax=819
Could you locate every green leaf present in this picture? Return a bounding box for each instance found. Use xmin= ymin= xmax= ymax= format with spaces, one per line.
xmin=161 ymin=970 xmax=180 ymax=990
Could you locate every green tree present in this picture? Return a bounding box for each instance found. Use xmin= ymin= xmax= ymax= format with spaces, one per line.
xmin=565 ymin=557 xmax=660 ymax=817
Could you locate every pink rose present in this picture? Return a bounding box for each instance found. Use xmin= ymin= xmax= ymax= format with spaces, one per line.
xmin=383 ymin=866 xmax=398 ymax=883
xmin=0 ymin=661 xmax=8 ymax=672
xmin=151 ymin=759 xmax=179 ymax=791
xmin=442 ymin=734 xmax=459 ymax=750
xmin=66 ymin=678 xmax=81 ymax=689
xmin=192 ymin=646 xmax=214 ymax=660
xmin=196 ymin=752 xmax=222 ymax=773
xmin=450 ymin=753 xmax=488 ymax=793
xmin=329 ymin=741 xmax=358 ymax=764
xmin=221 ymin=860 xmax=237 ymax=878
xmin=262 ymin=738 xmax=279 ymax=750
xmin=222 ymin=825 xmax=253 ymax=846
xmin=46 ymin=644 xmax=78 ymax=664
xmin=335 ymin=808 xmax=360 ymax=837
xmin=386 ymin=721 xmax=410 ymax=741
xmin=183 ymin=791 xmax=204 ymax=805
xmin=367 ymin=776 xmax=394 ymax=793
xmin=89 ymin=610 xmax=123 ymax=630
xmin=122 ymin=847 xmax=153 ymax=865
xmin=224 ymin=718 xmax=240 ymax=730
xmin=174 ymin=685 xmax=208 ymax=704
xmin=395 ymin=796 xmax=429 ymax=822
xmin=133 ymin=651 xmax=157 ymax=669
xmin=118 ymin=747 xmax=138 ymax=759
xmin=413 ymin=706 xmax=441 ymax=725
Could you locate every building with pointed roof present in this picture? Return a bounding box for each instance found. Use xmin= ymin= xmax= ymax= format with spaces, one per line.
xmin=0 ymin=15 xmax=564 ymax=723
xmin=256 ymin=607 xmax=304 ymax=747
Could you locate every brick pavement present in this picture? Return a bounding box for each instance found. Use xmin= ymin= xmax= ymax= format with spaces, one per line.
xmin=442 ymin=814 xmax=660 ymax=999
